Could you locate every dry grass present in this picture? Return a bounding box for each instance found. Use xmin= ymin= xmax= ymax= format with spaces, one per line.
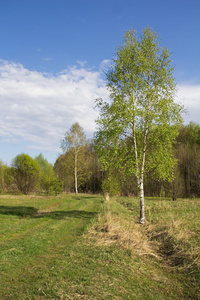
xmin=86 ymin=203 xmax=161 ymax=260
xmin=86 ymin=197 xmax=200 ymax=275
xmin=133 ymin=199 xmax=200 ymax=283
xmin=86 ymin=196 xmax=200 ymax=299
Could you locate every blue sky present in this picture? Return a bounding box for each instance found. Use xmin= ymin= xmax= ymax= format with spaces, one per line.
xmin=0 ymin=0 xmax=200 ymax=165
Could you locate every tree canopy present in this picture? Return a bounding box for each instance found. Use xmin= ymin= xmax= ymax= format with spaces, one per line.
xmin=12 ymin=153 xmax=41 ymax=194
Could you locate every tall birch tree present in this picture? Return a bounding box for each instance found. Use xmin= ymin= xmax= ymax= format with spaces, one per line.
xmin=61 ymin=122 xmax=86 ymax=194
xmin=95 ymin=27 xmax=183 ymax=223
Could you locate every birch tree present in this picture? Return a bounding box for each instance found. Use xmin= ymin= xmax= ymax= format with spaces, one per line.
xmin=61 ymin=122 xmax=87 ymax=194
xmin=95 ymin=27 xmax=183 ymax=223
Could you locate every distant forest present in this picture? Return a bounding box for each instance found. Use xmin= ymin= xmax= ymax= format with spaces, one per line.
xmin=0 ymin=122 xmax=200 ymax=199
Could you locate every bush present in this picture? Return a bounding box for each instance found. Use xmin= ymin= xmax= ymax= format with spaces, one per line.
xmin=102 ymin=174 xmax=121 ymax=197
xmin=12 ymin=154 xmax=41 ymax=194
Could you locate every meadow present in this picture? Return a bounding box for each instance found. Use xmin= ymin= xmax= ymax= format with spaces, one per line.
xmin=0 ymin=194 xmax=199 ymax=299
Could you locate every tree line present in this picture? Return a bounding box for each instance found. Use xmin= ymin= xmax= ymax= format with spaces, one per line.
xmin=0 ymin=121 xmax=200 ymax=198
xmin=0 ymin=153 xmax=63 ymax=195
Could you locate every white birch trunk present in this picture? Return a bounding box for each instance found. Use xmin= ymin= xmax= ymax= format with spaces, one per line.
xmin=75 ymin=150 xmax=78 ymax=194
xmin=139 ymin=178 xmax=145 ymax=224
xmin=138 ymin=125 xmax=148 ymax=224
xmin=132 ymin=91 xmax=146 ymax=224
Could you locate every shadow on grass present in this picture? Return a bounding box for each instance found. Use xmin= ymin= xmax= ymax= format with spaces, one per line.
xmin=36 ymin=210 xmax=97 ymax=220
xmin=0 ymin=206 xmax=97 ymax=220
xmin=0 ymin=206 xmax=38 ymax=217
xmin=71 ymin=195 xmax=101 ymax=201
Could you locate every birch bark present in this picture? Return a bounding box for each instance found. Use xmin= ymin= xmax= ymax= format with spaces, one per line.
xmin=138 ymin=125 xmax=148 ymax=224
xmin=75 ymin=149 xmax=78 ymax=194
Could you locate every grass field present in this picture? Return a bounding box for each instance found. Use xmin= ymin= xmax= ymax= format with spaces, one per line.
xmin=0 ymin=194 xmax=199 ymax=299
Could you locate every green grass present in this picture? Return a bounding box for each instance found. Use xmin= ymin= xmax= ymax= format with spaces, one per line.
xmin=0 ymin=194 xmax=199 ymax=299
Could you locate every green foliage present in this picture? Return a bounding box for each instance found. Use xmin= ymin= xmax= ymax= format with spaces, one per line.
xmin=2 ymin=165 xmax=16 ymax=193
xmin=96 ymin=27 xmax=182 ymax=177
xmin=55 ymin=145 xmax=94 ymax=193
xmin=0 ymin=161 xmax=5 ymax=193
xmin=60 ymin=123 xmax=90 ymax=194
xmin=55 ymin=139 xmax=104 ymax=193
xmin=12 ymin=153 xmax=41 ymax=194
xmin=35 ymin=154 xmax=63 ymax=195
xmin=174 ymin=123 xmax=200 ymax=197
xmin=179 ymin=122 xmax=200 ymax=145
xmin=54 ymin=153 xmax=74 ymax=192
xmin=102 ymin=173 xmax=121 ymax=197
xmin=61 ymin=122 xmax=86 ymax=152
xmin=49 ymin=177 xmax=63 ymax=195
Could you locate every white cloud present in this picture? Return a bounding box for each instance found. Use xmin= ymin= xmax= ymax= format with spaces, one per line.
xmin=0 ymin=60 xmax=109 ymax=157
xmin=176 ymin=84 xmax=200 ymax=124
xmin=1 ymin=59 xmax=199 ymax=164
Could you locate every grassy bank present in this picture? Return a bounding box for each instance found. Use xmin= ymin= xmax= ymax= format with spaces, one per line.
xmin=0 ymin=194 xmax=199 ymax=299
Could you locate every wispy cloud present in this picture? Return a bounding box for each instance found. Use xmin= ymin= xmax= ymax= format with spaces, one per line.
xmin=77 ymin=60 xmax=87 ymax=67
xmin=0 ymin=60 xmax=108 ymax=154
xmin=43 ymin=57 xmax=52 ymax=61
xmin=100 ymin=59 xmax=112 ymax=72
